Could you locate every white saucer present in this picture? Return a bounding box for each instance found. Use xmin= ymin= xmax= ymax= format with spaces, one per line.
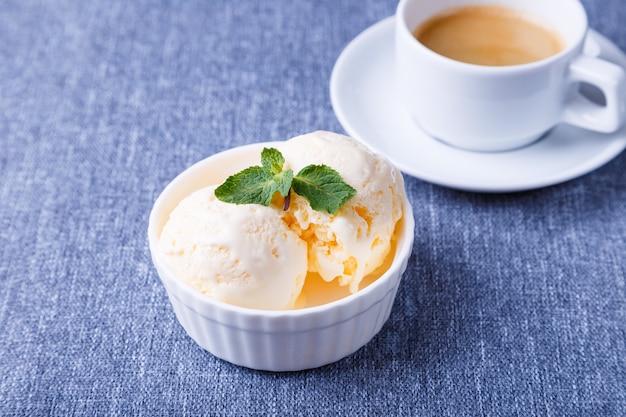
xmin=330 ymin=17 xmax=626 ymax=192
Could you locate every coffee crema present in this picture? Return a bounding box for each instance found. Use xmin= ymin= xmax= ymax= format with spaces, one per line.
xmin=413 ymin=5 xmax=565 ymax=66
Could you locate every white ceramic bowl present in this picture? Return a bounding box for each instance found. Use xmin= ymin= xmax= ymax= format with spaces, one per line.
xmin=148 ymin=142 xmax=415 ymax=371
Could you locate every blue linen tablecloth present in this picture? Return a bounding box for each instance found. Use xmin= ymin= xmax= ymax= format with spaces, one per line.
xmin=1 ymin=0 xmax=625 ymax=415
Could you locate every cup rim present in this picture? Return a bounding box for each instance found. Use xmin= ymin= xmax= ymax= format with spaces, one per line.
xmin=147 ymin=141 xmax=415 ymax=319
xmin=395 ymin=0 xmax=588 ymax=73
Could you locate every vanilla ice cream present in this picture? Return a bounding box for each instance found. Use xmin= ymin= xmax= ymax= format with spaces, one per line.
xmin=158 ymin=131 xmax=405 ymax=309
xmin=278 ymin=131 xmax=405 ymax=293
xmin=157 ymin=185 xmax=307 ymax=310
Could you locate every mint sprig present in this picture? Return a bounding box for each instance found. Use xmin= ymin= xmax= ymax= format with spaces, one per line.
xmin=214 ymin=147 xmax=356 ymax=214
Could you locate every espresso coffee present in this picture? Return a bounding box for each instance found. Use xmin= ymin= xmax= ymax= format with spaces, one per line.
xmin=414 ymin=5 xmax=564 ymax=66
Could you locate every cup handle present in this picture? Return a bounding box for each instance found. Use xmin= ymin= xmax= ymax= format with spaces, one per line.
xmin=562 ymin=55 xmax=626 ymax=133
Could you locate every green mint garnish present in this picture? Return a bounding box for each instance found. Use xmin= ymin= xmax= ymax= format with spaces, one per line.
xmin=291 ymin=164 xmax=356 ymax=214
xmin=214 ymin=147 xmax=356 ymax=214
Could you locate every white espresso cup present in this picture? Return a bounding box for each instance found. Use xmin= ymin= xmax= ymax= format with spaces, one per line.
xmin=395 ymin=0 xmax=626 ymax=152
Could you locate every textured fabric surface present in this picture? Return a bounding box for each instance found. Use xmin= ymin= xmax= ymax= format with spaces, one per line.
xmin=1 ymin=1 xmax=625 ymax=416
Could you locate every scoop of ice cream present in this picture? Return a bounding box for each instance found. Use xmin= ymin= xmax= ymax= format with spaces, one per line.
xmin=278 ymin=131 xmax=405 ymax=293
xmin=158 ymin=185 xmax=307 ymax=310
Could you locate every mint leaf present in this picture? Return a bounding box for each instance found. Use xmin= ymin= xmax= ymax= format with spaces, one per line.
xmin=292 ymin=164 xmax=356 ymax=214
xmin=261 ymin=147 xmax=284 ymax=175
xmin=214 ymin=166 xmax=279 ymax=206
xmin=214 ymin=147 xmax=356 ymax=214
xmin=273 ymin=168 xmax=293 ymax=197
